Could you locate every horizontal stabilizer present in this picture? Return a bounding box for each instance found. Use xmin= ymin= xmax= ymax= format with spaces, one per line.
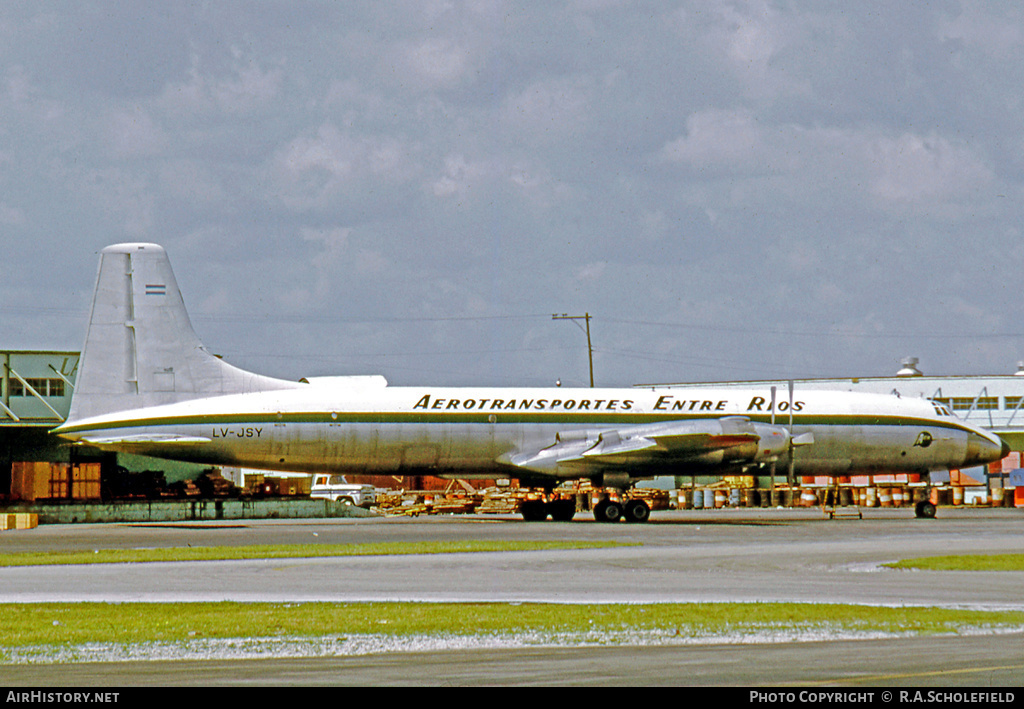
xmin=79 ymin=433 xmax=213 ymax=446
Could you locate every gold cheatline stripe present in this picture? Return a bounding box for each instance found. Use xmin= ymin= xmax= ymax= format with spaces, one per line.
xmin=55 ymin=411 xmax=975 ymax=435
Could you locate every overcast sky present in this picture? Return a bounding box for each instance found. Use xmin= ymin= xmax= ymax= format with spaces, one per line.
xmin=4 ymin=2 xmax=1024 ymax=388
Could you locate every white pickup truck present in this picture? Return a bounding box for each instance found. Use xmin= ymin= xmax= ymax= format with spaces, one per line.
xmin=310 ymin=474 xmax=376 ymax=508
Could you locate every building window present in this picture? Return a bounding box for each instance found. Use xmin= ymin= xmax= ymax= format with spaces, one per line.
xmin=7 ymin=378 xmax=65 ymax=397
xmin=940 ymin=396 xmax=999 ymax=411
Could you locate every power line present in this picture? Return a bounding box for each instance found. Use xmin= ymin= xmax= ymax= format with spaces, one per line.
xmin=599 ymin=316 xmax=1024 ymax=341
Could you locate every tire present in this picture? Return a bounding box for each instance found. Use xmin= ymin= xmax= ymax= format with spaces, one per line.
xmin=915 ymin=501 xmax=937 ymax=519
xmin=594 ymin=499 xmax=623 ymax=523
xmin=548 ymin=499 xmax=577 ymax=522
xmin=520 ymin=499 xmax=549 ymax=521
xmin=624 ymin=499 xmax=651 ymax=523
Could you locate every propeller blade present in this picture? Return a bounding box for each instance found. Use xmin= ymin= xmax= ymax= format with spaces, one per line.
xmin=787 ymin=380 xmax=796 ymax=485
xmin=788 ymin=380 xmax=795 ymax=430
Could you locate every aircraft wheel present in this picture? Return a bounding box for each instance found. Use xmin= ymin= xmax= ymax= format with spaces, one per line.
xmin=548 ymin=499 xmax=577 ymax=522
xmin=520 ymin=499 xmax=549 ymax=521
xmin=624 ymin=499 xmax=651 ymax=523
xmin=914 ymin=501 xmax=937 ymax=519
xmin=594 ymin=499 xmax=623 ymax=523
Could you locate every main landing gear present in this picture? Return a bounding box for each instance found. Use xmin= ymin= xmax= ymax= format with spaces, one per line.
xmin=516 ymin=489 xmax=652 ymax=523
xmin=519 ymin=497 xmax=578 ymax=522
xmin=593 ymin=496 xmax=650 ymax=523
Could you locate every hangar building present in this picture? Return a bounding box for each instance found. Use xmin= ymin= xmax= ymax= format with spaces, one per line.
xmin=1 ymin=350 xmax=209 ymax=503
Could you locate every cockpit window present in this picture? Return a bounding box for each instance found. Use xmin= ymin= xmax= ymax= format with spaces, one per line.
xmin=929 ymin=401 xmax=952 ymax=417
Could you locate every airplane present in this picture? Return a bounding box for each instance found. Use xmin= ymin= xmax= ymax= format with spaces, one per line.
xmin=53 ymin=243 xmax=1009 ymax=522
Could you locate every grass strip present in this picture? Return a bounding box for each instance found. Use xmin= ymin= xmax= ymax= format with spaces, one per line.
xmin=0 ymin=540 xmax=631 ymax=567
xmin=3 ymin=602 xmax=1023 ymax=649
xmin=885 ymin=553 xmax=1024 ymax=572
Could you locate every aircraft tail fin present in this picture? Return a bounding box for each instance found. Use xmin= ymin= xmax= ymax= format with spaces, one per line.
xmin=67 ymin=243 xmax=299 ymax=422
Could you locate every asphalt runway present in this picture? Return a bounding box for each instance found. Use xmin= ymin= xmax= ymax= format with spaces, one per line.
xmin=2 ymin=507 xmax=1024 ymax=686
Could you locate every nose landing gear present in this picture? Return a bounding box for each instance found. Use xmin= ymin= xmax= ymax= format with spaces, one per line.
xmin=914 ymin=500 xmax=937 ymax=519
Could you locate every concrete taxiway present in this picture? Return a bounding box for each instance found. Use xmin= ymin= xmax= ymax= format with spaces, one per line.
xmin=3 ymin=507 xmax=1023 ymax=606
xmin=2 ymin=507 xmax=1023 ymax=685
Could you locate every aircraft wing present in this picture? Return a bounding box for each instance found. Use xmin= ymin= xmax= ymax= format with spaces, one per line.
xmin=502 ymin=416 xmax=790 ymax=476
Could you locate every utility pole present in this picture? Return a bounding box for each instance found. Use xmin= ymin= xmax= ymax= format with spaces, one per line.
xmin=552 ymin=313 xmax=594 ymax=387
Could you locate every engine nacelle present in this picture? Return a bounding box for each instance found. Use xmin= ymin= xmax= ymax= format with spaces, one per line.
xmin=750 ymin=422 xmax=793 ymax=463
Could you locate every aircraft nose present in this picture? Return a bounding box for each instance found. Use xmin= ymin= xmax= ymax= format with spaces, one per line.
xmin=965 ymin=432 xmax=1009 ymax=466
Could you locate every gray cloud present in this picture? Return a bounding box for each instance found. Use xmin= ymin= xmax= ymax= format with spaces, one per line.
xmin=4 ymin=2 xmax=1024 ymax=386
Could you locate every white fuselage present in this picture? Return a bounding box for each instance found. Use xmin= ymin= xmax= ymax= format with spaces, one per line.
xmin=54 ymin=382 xmax=1006 ymax=482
